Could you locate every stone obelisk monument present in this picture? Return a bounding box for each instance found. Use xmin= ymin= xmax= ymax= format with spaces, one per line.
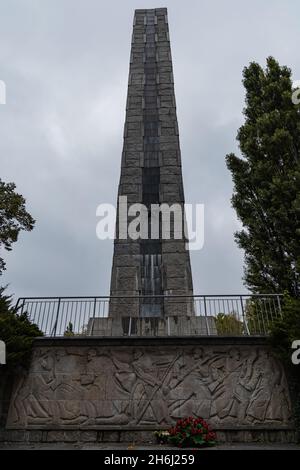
xmin=109 ymin=8 xmax=193 ymax=318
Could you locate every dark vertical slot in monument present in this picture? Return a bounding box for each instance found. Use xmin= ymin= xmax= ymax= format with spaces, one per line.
xmin=141 ymin=9 xmax=163 ymax=317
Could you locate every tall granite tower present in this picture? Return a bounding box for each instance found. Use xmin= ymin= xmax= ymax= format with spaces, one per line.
xmin=110 ymin=8 xmax=193 ymax=318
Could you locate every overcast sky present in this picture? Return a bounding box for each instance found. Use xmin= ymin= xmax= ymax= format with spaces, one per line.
xmin=1 ymin=0 xmax=300 ymax=301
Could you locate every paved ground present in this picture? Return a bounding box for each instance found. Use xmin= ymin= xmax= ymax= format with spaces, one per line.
xmin=0 ymin=442 xmax=299 ymax=450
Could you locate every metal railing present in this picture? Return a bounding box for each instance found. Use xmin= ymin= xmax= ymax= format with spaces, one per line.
xmin=15 ymin=294 xmax=283 ymax=337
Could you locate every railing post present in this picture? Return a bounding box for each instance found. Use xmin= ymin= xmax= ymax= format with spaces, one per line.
xmin=240 ymin=296 xmax=250 ymax=335
xmin=203 ymin=296 xmax=211 ymax=335
xmin=276 ymin=295 xmax=282 ymax=316
xmin=15 ymin=298 xmax=21 ymax=312
xmin=90 ymin=297 xmax=97 ymax=336
xmin=167 ymin=316 xmax=170 ymax=336
xmin=51 ymin=298 xmax=61 ymax=337
xmin=128 ymin=317 xmax=132 ymax=337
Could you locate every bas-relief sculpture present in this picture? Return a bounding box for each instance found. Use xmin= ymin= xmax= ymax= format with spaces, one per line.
xmin=7 ymin=345 xmax=292 ymax=429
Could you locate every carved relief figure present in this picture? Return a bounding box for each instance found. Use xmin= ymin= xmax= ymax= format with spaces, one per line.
xmin=54 ymin=349 xmax=85 ymax=425
xmin=10 ymin=349 xmax=57 ymax=425
xmin=130 ymin=350 xmax=175 ymax=425
xmin=209 ymin=348 xmax=252 ymax=422
xmin=245 ymin=350 xmax=291 ymax=423
xmin=167 ymin=348 xmax=212 ymax=419
xmin=80 ymin=348 xmax=130 ymax=425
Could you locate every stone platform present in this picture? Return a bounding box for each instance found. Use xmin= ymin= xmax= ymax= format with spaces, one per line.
xmin=2 ymin=336 xmax=296 ymax=444
xmin=87 ymin=316 xmax=217 ymax=336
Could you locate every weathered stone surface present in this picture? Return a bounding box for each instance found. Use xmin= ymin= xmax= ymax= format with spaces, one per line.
xmin=162 ymin=241 xmax=187 ymax=253
xmin=2 ymin=430 xmax=26 ymax=442
xmin=46 ymin=431 xmax=80 ymax=442
xmin=6 ymin=341 xmax=293 ymax=432
xmin=123 ymin=155 xmax=141 ymax=168
xmin=112 ymin=254 xmax=141 ymax=268
xmin=101 ymin=431 xmax=120 ymax=442
xmin=163 ymin=252 xmax=188 ymax=266
xmin=164 ymin=277 xmax=189 ymax=290
xmin=112 ymin=267 xmax=139 ymax=292
xmin=108 ymin=299 xmax=140 ymax=319
xmin=160 ymin=194 xmax=184 ymax=204
xmin=25 ymin=430 xmax=43 ymax=442
xmin=119 ymin=175 xmax=141 ymax=186
xmin=80 ymin=431 xmax=97 ymax=442
xmin=87 ymin=318 xmax=113 ymax=336
xmin=119 ymin=183 xmax=141 ymax=195
xmin=113 ymin=242 xmax=140 ymax=256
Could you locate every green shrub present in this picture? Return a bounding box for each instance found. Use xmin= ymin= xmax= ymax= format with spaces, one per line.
xmin=269 ymin=295 xmax=300 ymax=362
xmin=64 ymin=321 xmax=75 ymax=337
xmin=215 ymin=312 xmax=244 ymax=335
xmin=0 ymin=287 xmax=42 ymax=370
xmin=269 ymin=295 xmax=300 ymax=439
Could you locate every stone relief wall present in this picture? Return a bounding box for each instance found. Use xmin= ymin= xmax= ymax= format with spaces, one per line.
xmin=6 ymin=344 xmax=292 ymax=429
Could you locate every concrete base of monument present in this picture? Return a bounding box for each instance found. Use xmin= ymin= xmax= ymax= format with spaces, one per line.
xmin=2 ymin=337 xmax=297 ymax=444
xmin=0 ymin=427 xmax=297 ymax=445
xmin=87 ymin=316 xmax=217 ymax=336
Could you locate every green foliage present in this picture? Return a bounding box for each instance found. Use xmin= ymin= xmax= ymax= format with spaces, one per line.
xmin=0 ymin=179 xmax=35 ymax=275
xmin=0 ymin=287 xmax=42 ymax=369
xmin=226 ymin=57 xmax=300 ymax=296
xmin=244 ymin=298 xmax=282 ymax=335
xmin=269 ymin=295 xmax=300 ymax=362
xmin=162 ymin=417 xmax=217 ymax=448
xmin=63 ymin=322 xmax=89 ymax=337
xmin=244 ymin=299 xmax=263 ymax=335
xmin=269 ymin=295 xmax=300 ymax=438
xmin=215 ymin=312 xmax=244 ymax=335
xmin=64 ymin=322 xmax=75 ymax=337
